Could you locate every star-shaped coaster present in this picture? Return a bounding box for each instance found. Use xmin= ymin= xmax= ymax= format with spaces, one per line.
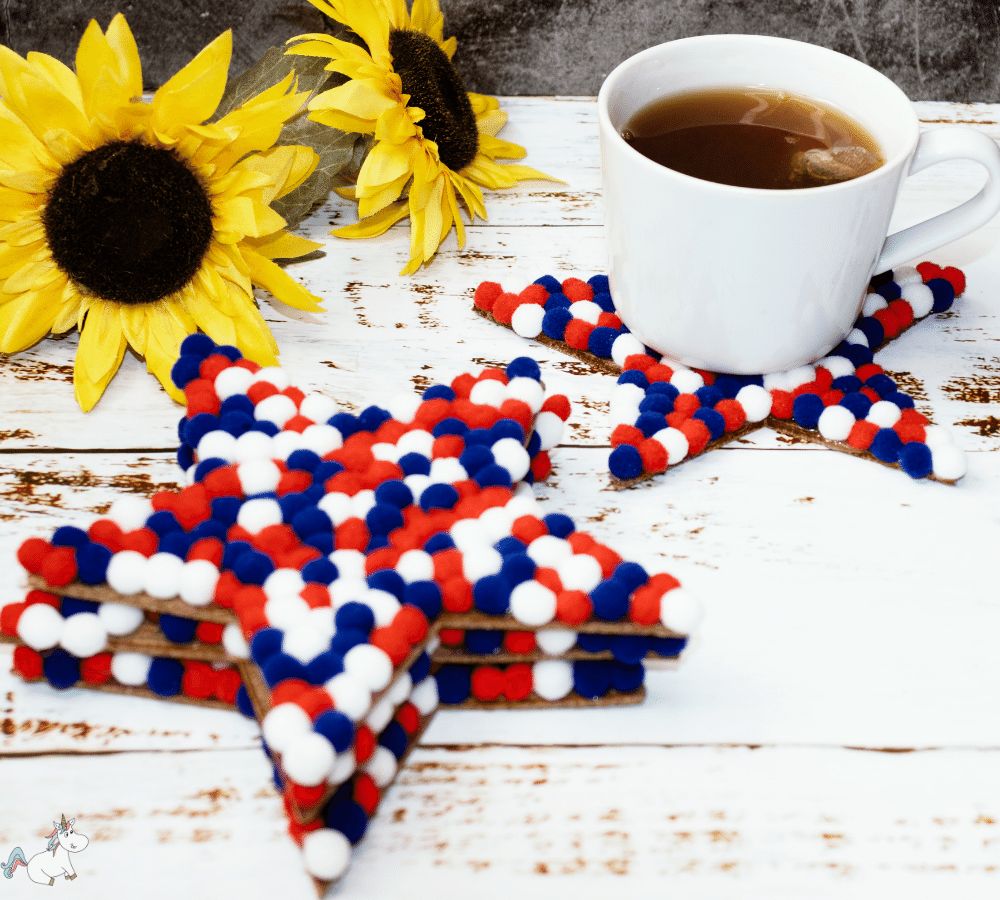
xmin=472 ymin=262 xmax=968 ymax=485
xmin=6 ymin=337 xmax=701 ymax=891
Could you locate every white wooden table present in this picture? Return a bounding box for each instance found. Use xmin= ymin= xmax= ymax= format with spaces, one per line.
xmin=2 ymin=98 xmax=999 ymax=899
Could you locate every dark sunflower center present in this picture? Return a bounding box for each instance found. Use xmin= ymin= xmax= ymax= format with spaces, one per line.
xmin=388 ymin=28 xmax=479 ymax=171
xmin=42 ymin=140 xmax=214 ymax=305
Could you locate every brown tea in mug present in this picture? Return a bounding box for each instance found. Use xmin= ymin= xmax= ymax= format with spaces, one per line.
xmin=621 ymin=87 xmax=884 ymax=189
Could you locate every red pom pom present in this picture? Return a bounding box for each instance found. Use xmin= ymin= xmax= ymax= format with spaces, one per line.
xmin=185 ymin=379 xmax=220 ymax=416
xmin=474 ymin=281 xmax=503 ymax=311
xmin=440 ymin=577 xmax=473 ymax=613
xmin=182 ymin=661 xmax=217 ymax=699
xmin=234 ymin=359 xmax=260 ymax=373
xmin=471 ymin=666 xmax=505 ymax=700
xmin=432 ymin=548 xmax=464 ymax=582
xmin=376 ymin=420 xmax=408 ymax=444
xmin=860 ymin=387 xmax=880 ymax=404
xmin=276 ymin=469 xmax=313 ymax=497
xmin=630 ymin=584 xmax=664 ymax=625
xmin=872 ymin=307 xmax=901 ymax=339
xmin=610 ymin=424 xmax=643 ymax=447
xmin=271 ymin=678 xmax=313 ymax=708
xmin=281 ymin=415 xmax=312 ymax=434
xmin=813 ymin=367 xmax=834 ymax=391
xmin=888 ymin=298 xmax=914 ymax=329
xmin=940 ymin=266 xmax=966 ymax=296
xmin=439 ymin=628 xmax=463 ymax=645
xmin=854 ymin=363 xmax=883 ymax=382
xmin=431 ymin=434 xmax=465 ymax=459
xmin=335 ymin=518 xmax=369 ymax=552
xmin=769 ymin=390 xmax=794 ymax=419
xmin=213 ymin=570 xmax=243 ymax=609
xmin=672 ymin=393 xmax=700 ymax=418
xmin=246 ymin=381 xmax=279 ymax=405
xmin=638 ymin=438 xmax=668 ymax=473
xmin=847 ymin=419 xmax=879 ymax=450
xmin=597 ymin=312 xmax=622 ymax=330
xmin=41 ymin=545 xmax=77 ymax=587
xmin=412 ymin=397 xmax=452 ymax=428
xmin=491 ymin=292 xmax=521 ymax=324
xmin=477 ymin=367 xmax=509 ymax=385
xmin=1 ymin=602 xmax=25 ymax=636
xmin=354 ymin=725 xmax=376 ymax=763
xmin=534 ymin=567 xmax=562 ymax=594
xmin=16 ymin=538 xmax=51 ymax=574
xmin=791 ymin=381 xmax=820 ymax=399
xmin=504 ymin=631 xmax=537 ymax=653
xmin=518 ymin=283 xmax=549 ymax=306
xmin=589 ymin=544 xmax=622 ymax=578
xmin=678 ymin=418 xmax=710 ymax=456
xmin=511 ymin=515 xmax=548 ymax=545
xmin=81 ymin=653 xmax=112 ymax=685
xmin=567 ymin=531 xmax=596 ymax=553
xmin=324 ymin=471 xmax=364 ymax=496
xmin=561 ymin=277 xmax=593 ymax=303
xmin=450 ymin=372 xmax=476 ymax=399
xmin=12 ymin=646 xmax=43 ymax=679
xmin=392 ymin=606 xmax=428 ymax=643
xmin=556 ymin=590 xmax=592 ymax=625
xmin=291 ymin=782 xmax=326 ymax=809
xmin=295 ymin=686 xmax=335 ymax=720
xmin=370 ymin=626 xmax=410 ymax=665
xmin=25 ymin=590 xmax=60 ymax=608
xmin=281 ymin=386 xmax=306 ymax=407
xmin=199 ymin=353 xmax=233 ymax=382
xmin=715 ymin=398 xmax=747 ymax=432
xmin=353 ymin=773 xmax=380 ymax=816
xmin=173 ymin=485 xmax=211 ymax=530
xmin=396 ymin=702 xmax=421 ymax=734
xmin=203 ymin=465 xmax=243 ymax=499
xmin=540 ymin=394 xmax=571 ymax=421
xmin=529 ymin=450 xmax=552 ymax=481
xmin=504 ymin=664 xmax=533 ymax=701
xmin=623 ymin=353 xmax=655 ymax=372
xmin=300 ymin=584 xmax=331 ymax=609
xmin=821 ymin=390 xmax=844 ymax=407
xmin=195 ymin=622 xmax=225 ymax=644
xmin=88 ymin=519 xmax=124 ymax=552
xmin=187 ymin=537 xmax=224 ymax=566
xmin=363 ymin=461 xmax=404 ymax=488
xmin=916 ymin=261 xmax=943 ymax=282
xmin=214 ymin=669 xmax=242 ymax=704
xmin=894 ymin=408 xmax=927 ymax=444
xmin=645 ymin=363 xmax=675 ymax=383
xmin=498 ymin=399 xmax=533 ymax=434
xmin=231 ymin=585 xmax=268 ymax=616
xmin=563 ymin=319 xmax=594 ymax=350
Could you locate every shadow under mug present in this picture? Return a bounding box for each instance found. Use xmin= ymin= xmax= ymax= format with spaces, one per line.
xmin=597 ymin=34 xmax=1000 ymax=374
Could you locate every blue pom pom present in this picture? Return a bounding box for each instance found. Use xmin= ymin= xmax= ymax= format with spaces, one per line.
xmin=420 ymin=483 xmax=460 ymax=511
xmin=370 ymin=531 xmax=395 ymax=551
xmin=236 ymin=685 xmax=255 ymax=718
xmin=160 ymin=614 xmax=198 ymax=644
xmin=213 ymin=345 xmax=241 ymax=362
xmin=609 ymin=444 xmax=644 ymax=480
xmin=424 ymin=532 xmax=455 ymax=553
xmin=423 ymin=384 xmax=456 ymax=401
xmin=695 ymin=385 xmax=724 ymax=408
xmin=572 ymin=661 xmax=612 ymax=699
xmin=148 ymin=658 xmax=184 ymax=697
xmin=869 ymin=269 xmax=893 ymax=289
xmin=500 ymin=553 xmax=536 ymax=586
xmin=870 ymin=428 xmax=903 ymax=463
xmin=639 ymin=392 xmax=674 ymax=415
xmin=61 ymin=596 xmax=99 ymax=617
xmin=543 ymin=513 xmax=574 ymax=538
xmin=613 ymin=562 xmax=648 ymax=591
xmin=592 ymin=292 xmax=615 ymax=313
xmin=158 ymin=531 xmax=192 ymax=559
xmin=587 ymin=274 xmax=610 ymax=294
xmin=617 ymin=370 xmax=649 ymax=389
xmin=329 ymin=412 xmax=360 ymax=439
xmin=576 ymin=633 xmax=609 ymax=652
xmin=250 ymin=420 xmax=280 ymax=437
xmin=302 ymin=557 xmax=338 ymax=585
xmin=194 ymin=457 xmax=228 ymax=482
xmin=876 ymin=281 xmax=902 ymax=301
xmin=184 ymin=413 xmax=221 ymax=448
xmin=368 ymin=569 xmax=406 ymax=600
xmin=856 ymin=316 xmax=885 ymax=348
xmin=432 ymin=417 xmax=468 ymax=438
xmin=399 ymin=452 xmax=431 ymax=476
xmin=357 ymin=406 xmax=391 ymax=432
xmin=177 ymin=444 xmax=195 ymax=471
xmin=75 ymin=543 xmax=112 ymax=585
xmin=590 ymin=578 xmax=631 ymax=620
xmin=791 ymin=393 xmax=825 ymax=429
xmin=834 ymin=342 xmax=874 ymax=368
xmin=335 ymin=602 xmax=376 ymax=634
xmin=313 ymin=460 xmax=345 ymax=483
xmin=250 ymin=628 xmax=284 ymax=666
xmin=927 ymin=277 xmax=956 ymax=312
xmin=459 ymin=444 xmax=494 ymax=475
xmin=404 ymin=582 xmax=443 ymax=620
xmin=651 ymin=636 xmax=688 ymax=657
xmin=221 ymin=539 xmax=252 ymax=570
xmin=839 ymin=392 xmax=872 ymax=419
xmin=898 ymin=441 xmax=933 ymax=479
xmin=610 ymin=662 xmax=645 ymax=693
xmin=43 ymin=649 xmax=80 ymax=689
xmin=526 ymin=430 xmax=542 ymax=458
xmin=366 ymin=502 xmax=404 ymax=535
xmin=464 ymin=428 xmax=492 ymax=446
xmin=304 ymin=531 xmax=334 ymax=555
xmin=635 ymin=412 xmax=667 ymax=438
xmin=291 ymin=506 xmax=333 ymax=540
xmin=171 ymin=354 xmax=205 ymax=390
xmin=305 ymin=649 xmax=342 ymax=685
xmin=692 ymin=407 xmax=725 ymax=441
xmin=712 ymin=375 xmax=744 ymax=399
xmin=379 ymin=721 xmax=409 ymax=759
xmin=325 ymin=801 xmax=368 ymax=845
xmin=262 ymin=653 xmax=309 ymax=688
xmin=435 ymin=666 xmax=472 ymax=704
xmin=474 ymin=463 xmax=512 ymax=488
xmin=541 ymin=306 xmax=573 ymax=340
xmin=506 ymin=357 xmax=541 ymax=380
xmin=220 ymin=394 xmax=254 ymax=416
xmin=232 ymin=549 xmax=275 ymax=585
xmin=279 ymin=492 xmax=312 ymax=523
xmin=831 ymin=375 xmax=862 ymax=394
xmin=189 ymin=518 xmax=226 ymax=542
xmin=330 ymin=629 xmax=369 ymax=654
xmin=473 ymin=574 xmax=512 ymax=614
xmin=609 ymin=635 xmax=649 ymax=665
xmin=865 ymin=373 xmax=896 ymax=397
xmin=314 ymin=709 xmax=355 ymax=753
xmin=588 ymin=326 xmax=619 ymax=358
xmin=495 ymin=536 xmax=527 ymax=556
xmin=287 ymin=449 xmax=321 ymax=472
xmin=647 ymin=381 xmax=680 ymax=400
xmin=408 ymin=650 xmax=432 ymax=685
xmin=146 ymin=510 xmax=182 ymax=536
xmin=534 ymin=274 xmax=562 ymax=292
xmin=883 ymin=391 xmax=914 ymax=410
xmin=465 ymin=629 xmax=504 ymax=654
xmin=546 ymin=293 xmax=572 ymax=309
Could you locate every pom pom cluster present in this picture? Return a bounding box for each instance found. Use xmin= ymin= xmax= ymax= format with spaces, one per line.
xmin=474 ymin=265 xmax=966 ymax=484
xmin=437 ymin=627 xmax=689 ymax=661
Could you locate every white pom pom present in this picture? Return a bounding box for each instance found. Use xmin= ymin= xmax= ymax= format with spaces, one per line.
xmin=535 ymin=628 xmax=577 ymax=655
xmin=17 ymin=603 xmax=63 ymax=651
xmin=232 ymin=431 xmax=275 ymax=465
xmin=862 ymin=292 xmax=888 ymax=316
xmin=364 ymin=746 xmax=398 ymax=788
xmin=300 ymin=424 xmax=343 ymax=457
xmin=893 ymin=265 xmax=921 ymax=285
xmin=491 ymin=437 xmax=531 ymax=483
xmin=222 ymin=623 xmax=249 ymax=659
xmin=317 ymin=492 xmax=354 ymax=526
xmin=867 ymin=400 xmax=902 ymax=428
xmin=397 ymin=429 xmax=435 ymax=457
xmin=252 ymin=366 xmax=289 ymax=390
xmin=196 ymin=430 xmax=238 ymax=463
xmin=815 ymin=356 xmax=856 ymax=380
xmin=385 ymin=391 xmax=423 ymax=425
xmin=660 ymin=587 xmax=703 ymax=634
xmin=817 ymin=405 xmax=856 ymax=442
xmin=477 ymin=505 xmax=516 ymax=544
xmin=282 ymin=733 xmax=336 ymax=787
xmin=388 ymin=671 xmax=413 ymax=706
xmin=328 ymin=749 xmax=357 ymax=786
xmin=343 ymin=644 xmax=394 ymax=692
xmin=557 ymin=553 xmax=602 ymax=593
xmin=177 ymin=559 xmax=219 ymax=608
xmin=429 ymin=456 xmax=467 ymax=484
xmin=236 ymin=459 xmax=282 ymax=495
xmin=511 ymin=303 xmax=546 ymax=337
xmin=330 ymin=578 xmax=369 ymax=609
xmin=270 ymin=430 xmax=303 ymax=461
xmin=302 ymin=829 xmax=352 ymax=883
xmin=264 ymin=593 xmax=311 ymax=631
xmin=324 ymin=673 xmax=372 ymax=721
xmin=283 ymin=620 xmax=334 ymax=665
xmin=237 ymin=497 xmax=284 ymax=533
xmin=526 ymin=534 xmax=573 ymax=567
xmin=262 ymin=702 xmax=312 ymax=754
xmin=143 ymin=552 xmax=185 ymax=600
xmin=396 ymin=549 xmax=434 ymax=583
xmin=349 ymin=490 xmax=376 ymax=519
xmin=735 ymin=384 xmax=772 ymax=422
xmin=532 ymin=659 xmax=573 ymax=700
xmin=363 ymin=589 xmax=401 ymax=628
xmin=365 ymin=695 xmax=397 ymax=734
xmin=506 ymin=377 xmax=545 ymax=413
xmin=329 ymin=550 xmax=367 ymax=581
xmin=611 ymin=333 xmax=646 ymax=367
xmin=510 ymin=580 xmax=557 ymax=626
xmin=107 ymin=495 xmax=153 ymax=532
xmin=923 ymin=425 xmax=954 ymax=449
xmin=901 ymin=282 xmax=934 ymax=318
xmin=214 ymin=365 xmax=255 ymax=400
xmin=403 ymin=473 xmax=432 ymax=500
xmin=59 ymin=612 xmax=108 ymax=657
xmin=669 ymin=368 xmax=704 ymax=393
xmin=263 ymin=568 xmax=307 ymax=601
xmin=111 ymin=651 xmax=152 ymax=687
xmin=469 ymin=379 xmax=508 ymax=408
xmin=931 ymin=444 xmax=967 ymax=481
xmin=97 ymin=601 xmax=144 ymax=636
xmin=106 ymin=550 xmax=148 ymax=596
xmin=450 ymin=518 xmax=491 ymax=551
xmin=762 ymin=371 xmax=791 ymax=392
xmin=534 ymin=410 xmax=565 ymax=451
xmin=410 ymin=676 xmax=439 ymax=714
xmin=568 ymin=299 xmax=602 ymax=325
xmin=652 ymin=427 xmax=689 ymax=466
xmin=610 ymin=382 xmax=645 ymax=414
xmin=254 ymin=393 xmax=298 ymax=427
xmin=462 ymin=547 xmax=504 ymax=582
xmin=846 ymin=329 xmax=869 ymax=347
xmin=299 ymin=392 xmax=339 ymax=424
xmin=372 ymin=442 xmax=401 ymax=463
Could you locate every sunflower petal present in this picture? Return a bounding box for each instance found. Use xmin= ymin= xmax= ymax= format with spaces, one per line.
xmin=242 ymin=248 xmax=324 ymax=311
xmin=151 ymin=30 xmax=232 ymax=135
xmin=333 ymin=200 xmax=409 ymax=238
xmin=248 ymin=230 xmax=324 ymax=261
xmin=26 ymin=52 xmax=84 ymax=111
xmin=0 ymin=279 xmax=60 ymax=351
xmin=74 ymin=301 xmax=128 ymax=411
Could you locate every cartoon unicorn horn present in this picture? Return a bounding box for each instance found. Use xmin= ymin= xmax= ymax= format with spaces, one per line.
xmin=59 ymin=815 xmax=67 ymax=831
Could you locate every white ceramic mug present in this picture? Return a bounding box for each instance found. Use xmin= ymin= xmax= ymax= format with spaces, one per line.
xmin=597 ymin=35 xmax=1000 ymax=374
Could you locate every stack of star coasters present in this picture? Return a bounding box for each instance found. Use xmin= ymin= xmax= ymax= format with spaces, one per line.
xmin=4 ymin=336 xmax=701 ymax=891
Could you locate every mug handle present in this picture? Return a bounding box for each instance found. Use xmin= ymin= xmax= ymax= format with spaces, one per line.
xmin=876 ymin=126 xmax=1000 ymax=272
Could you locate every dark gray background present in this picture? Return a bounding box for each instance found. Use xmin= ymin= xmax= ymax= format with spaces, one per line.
xmin=5 ymin=0 xmax=998 ymax=100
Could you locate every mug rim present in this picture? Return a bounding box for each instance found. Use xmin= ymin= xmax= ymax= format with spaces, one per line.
xmin=597 ymin=34 xmax=919 ymax=195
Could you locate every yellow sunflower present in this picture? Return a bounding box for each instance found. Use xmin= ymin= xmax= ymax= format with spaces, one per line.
xmin=0 ymin=15 xmax=325 ymax=410
xmin=287 ymin=0 xmax=557 ymax=274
